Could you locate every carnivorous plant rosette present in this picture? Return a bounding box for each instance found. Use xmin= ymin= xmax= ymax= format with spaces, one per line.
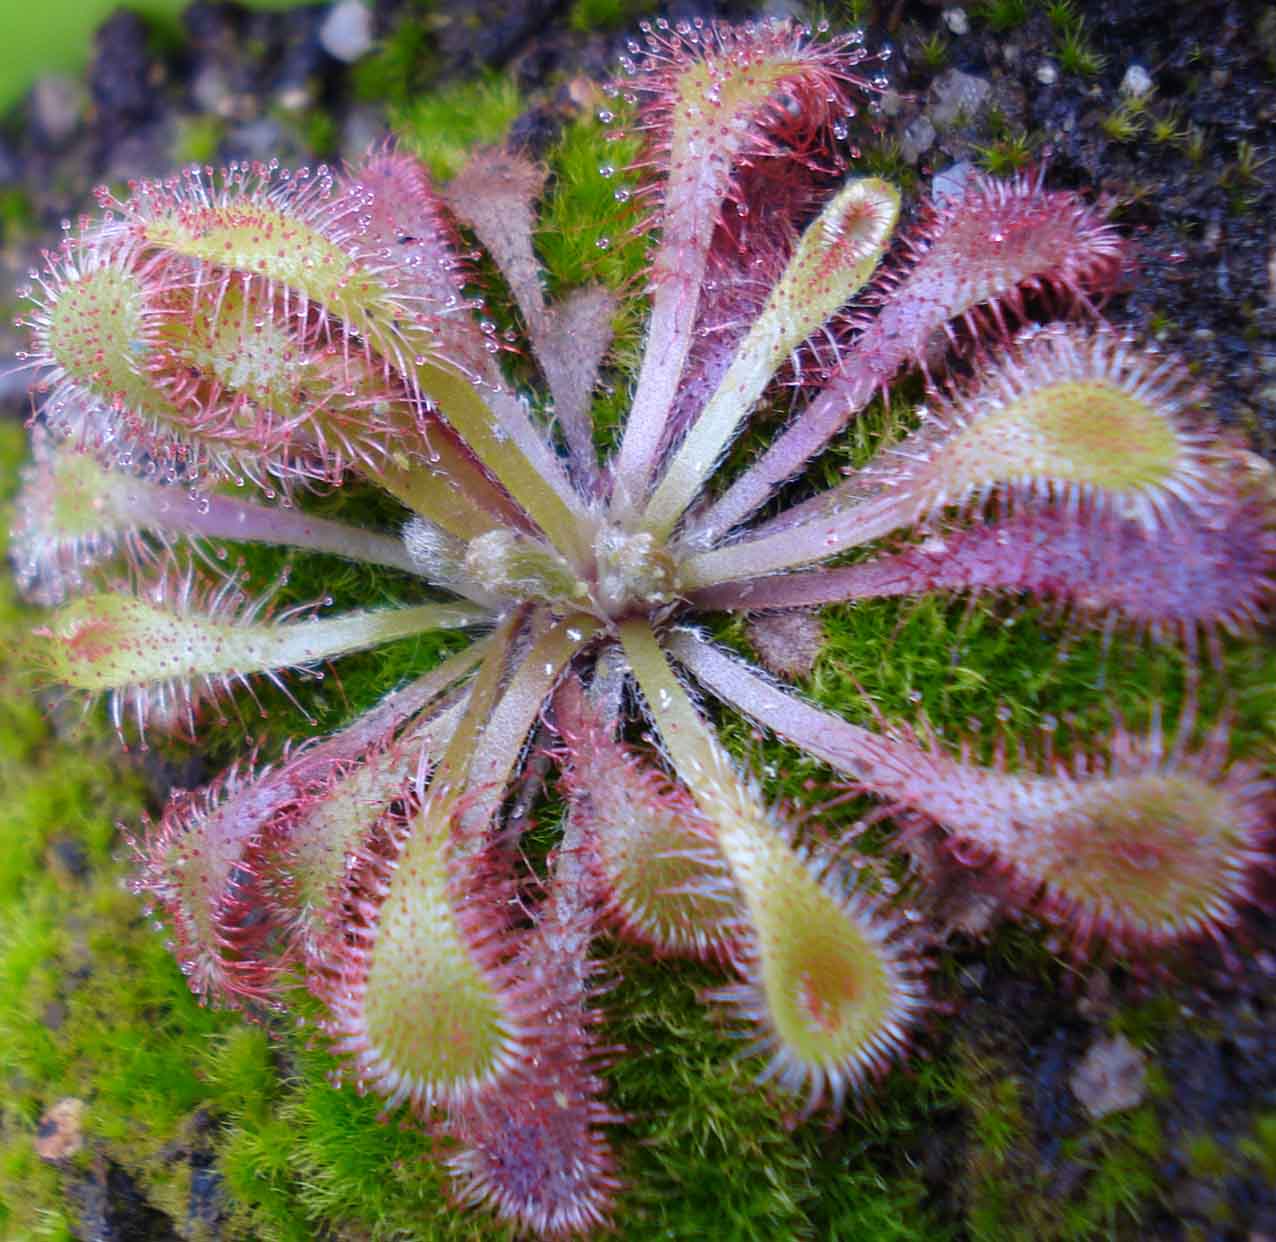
xmin=10 ymin=16 xmax=1275 ymax=1238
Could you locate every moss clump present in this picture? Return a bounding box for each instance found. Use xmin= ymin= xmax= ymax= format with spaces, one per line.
xmin=171 ymin=114 xmax=225 ymax=166
xmin=350 ymin=2 xmax=440 ymax=109
xmin=1239 ymin=1113 xmax=1276 ymax=1183
xmin=603 ymin=950 xmax=949 ymax=1240
xmin=1184 ymin=1132 xmax=1229 ymax=1179
xmin=0 ymin=418 xmax=235 ymax=1236
xmin=394 ymin=73 xmax=525 ymax=180
xmin=952 ymin=1030 xmax=1165 ymax=1242
xmin=568 ymin=0 xmax=659 ymax=33
xmin=1057 ymin=1106 xmax=1164 ymax=1240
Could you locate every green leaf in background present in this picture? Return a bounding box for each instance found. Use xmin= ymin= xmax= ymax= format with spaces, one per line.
xmin=0 ymin=0 xmax=317 ymax=114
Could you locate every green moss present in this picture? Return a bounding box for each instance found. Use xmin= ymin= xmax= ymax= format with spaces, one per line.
xmin=1054 ymin=17 xmax=1107 ymax=78
xmin=1059 ymin=1106 xmax=1163 ymax=1240
xmin=1108 ymin=995 xmax=1179 ymax=1047
xmin=352 ymin=6 xmax=440 ymax=108
xmin=534 ymin=113 xmax=648 ymax=454
xmin=917 ymin=31 xmax=951 ymax=71
xmin=1150 ymin=104 xmax=1188 ymax=145
xmin=0 ymin=420 xmax=230 ymax=1234
xmin=1239 ymin=1113 xmax=1276 ymax=1183
xmin=976 ymin=129 xmax=1039 ymax=175
xmin=211 ymin=1031 xmax=494 ymax=1242
xmin=0 ymin=187 xmax=36 ymax=242
xmin=603 ymin=951 xmax=949 ymax=1240
xmin=172 ymin=114 xmax=226 ymax=166
xmin=1100 ymin=100 xmax=1146 ymax=144
xmin=299 ymin=108 xmax=338 ymax=158
xmin=955 ymin=1021 xmax=1165 ymax=1242
xmin=394 ymin=73 xmax=525 ymax=180
xmin=568 ymin=0 xmax=658 ymax=32
xmin=5 ymin=34 xmax=1276 ymax=1240
xmin=972 ymin=1075 xmax=1026 ymax=1167
xmin=972 ymin=0 xmax=1030 ymax=32
xmin=1184 ymin=1132 xmax=1229 ymax=1179
xmin=535 ymin=115 xmax=648 ymax=297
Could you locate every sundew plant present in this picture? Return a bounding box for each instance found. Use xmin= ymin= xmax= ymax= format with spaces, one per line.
xmin=10 ymin=16 xmax=1276 ymax=1238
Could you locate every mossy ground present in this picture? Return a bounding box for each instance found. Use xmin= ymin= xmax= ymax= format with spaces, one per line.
xmin=3 ymin=16 xmax=1276 ymax=1240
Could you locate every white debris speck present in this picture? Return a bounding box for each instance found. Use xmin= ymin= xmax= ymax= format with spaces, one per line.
xmin=1070 ymin=1034 xmax=1147 ymax=1120
xmin=943 ymin=8 xmax=969 ymax=35
xmin=1036 ymin=61 xmax=1059 ymax=86
xmin=1120 ymin=64 xmax=1154 ymax=98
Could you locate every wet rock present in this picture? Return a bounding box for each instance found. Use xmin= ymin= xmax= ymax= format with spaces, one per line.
xmin=507 ymin=104 xmax=565 ymax=161
xmin=187 ymin=1149 xmax=225 ymax=1236
xmin=0 ymin=136 xmax=19 ymax=186
xmin=224 ymin=118 xmax=285 ymax=164
xmin=901 ymin=114 xmax=937 ymax=164
xmin=1258 ymin=9 xmax=1276 ymax=68
xmin=877 ymin=88 xmax=907 ymax=120
xmin=69 ymin=1157 xmax=181 ymax=1242
xmin=183 ymin=1 xmax=242 ymax=54
xmin=101 ymin=127 xmax=174 ymax=186
xmin=272 ymin=10 xmax=328 ymax=96
xmin=1032 ymin=1030 xmax=1079 ymax=1152
xmin=931 ymin=159 xmax=975 ymax=204
xmin=1075 ymin=970 xmax=1114 ymax=1023
xmin=930 ymin=68 xmax=992 ymax=129
xmin=320 ymin=0 xmax=374 ymax=64
xmin=1171 ymin=1175 xmax=1228 ymax=1225
xmin=190 ymin=64 xmax=238 ymax=119
xmin=1070 ymin=1034 xmax=1147 ymax=1120
xmin=35 ymin=1098 xmax=86 ymax=1162
xmin=341 ymin=105 xmax=389 ymax=162
xmin=90 ymin=11 xmax=157 ymax=131
xmin=436 ymin=0 xmax=562 ymax=73
xmin=276 ymin=82 xmax=314 ymax=113
xmin=31 ymin=76 xmax=86 ymax=145
xmin=48 ymin=836 xmax=90 ymax=883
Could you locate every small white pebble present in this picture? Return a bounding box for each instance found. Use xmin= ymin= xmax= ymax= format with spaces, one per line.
xmin=1037 ymin=60 xmax=1058 ymax=86
xmin=320 ymin=0 xmax=374 ymax=64
xmin=1120 ymin=63 xmax=1154 ymax=98
xmin=276 ymin=84 xmax=312 ymax=113
xmin=943 ymin=7 xmax=969 ymax=35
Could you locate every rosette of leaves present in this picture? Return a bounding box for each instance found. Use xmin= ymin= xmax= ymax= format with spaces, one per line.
xmin=11 ymin=17 xmax=1274 ymax=1238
